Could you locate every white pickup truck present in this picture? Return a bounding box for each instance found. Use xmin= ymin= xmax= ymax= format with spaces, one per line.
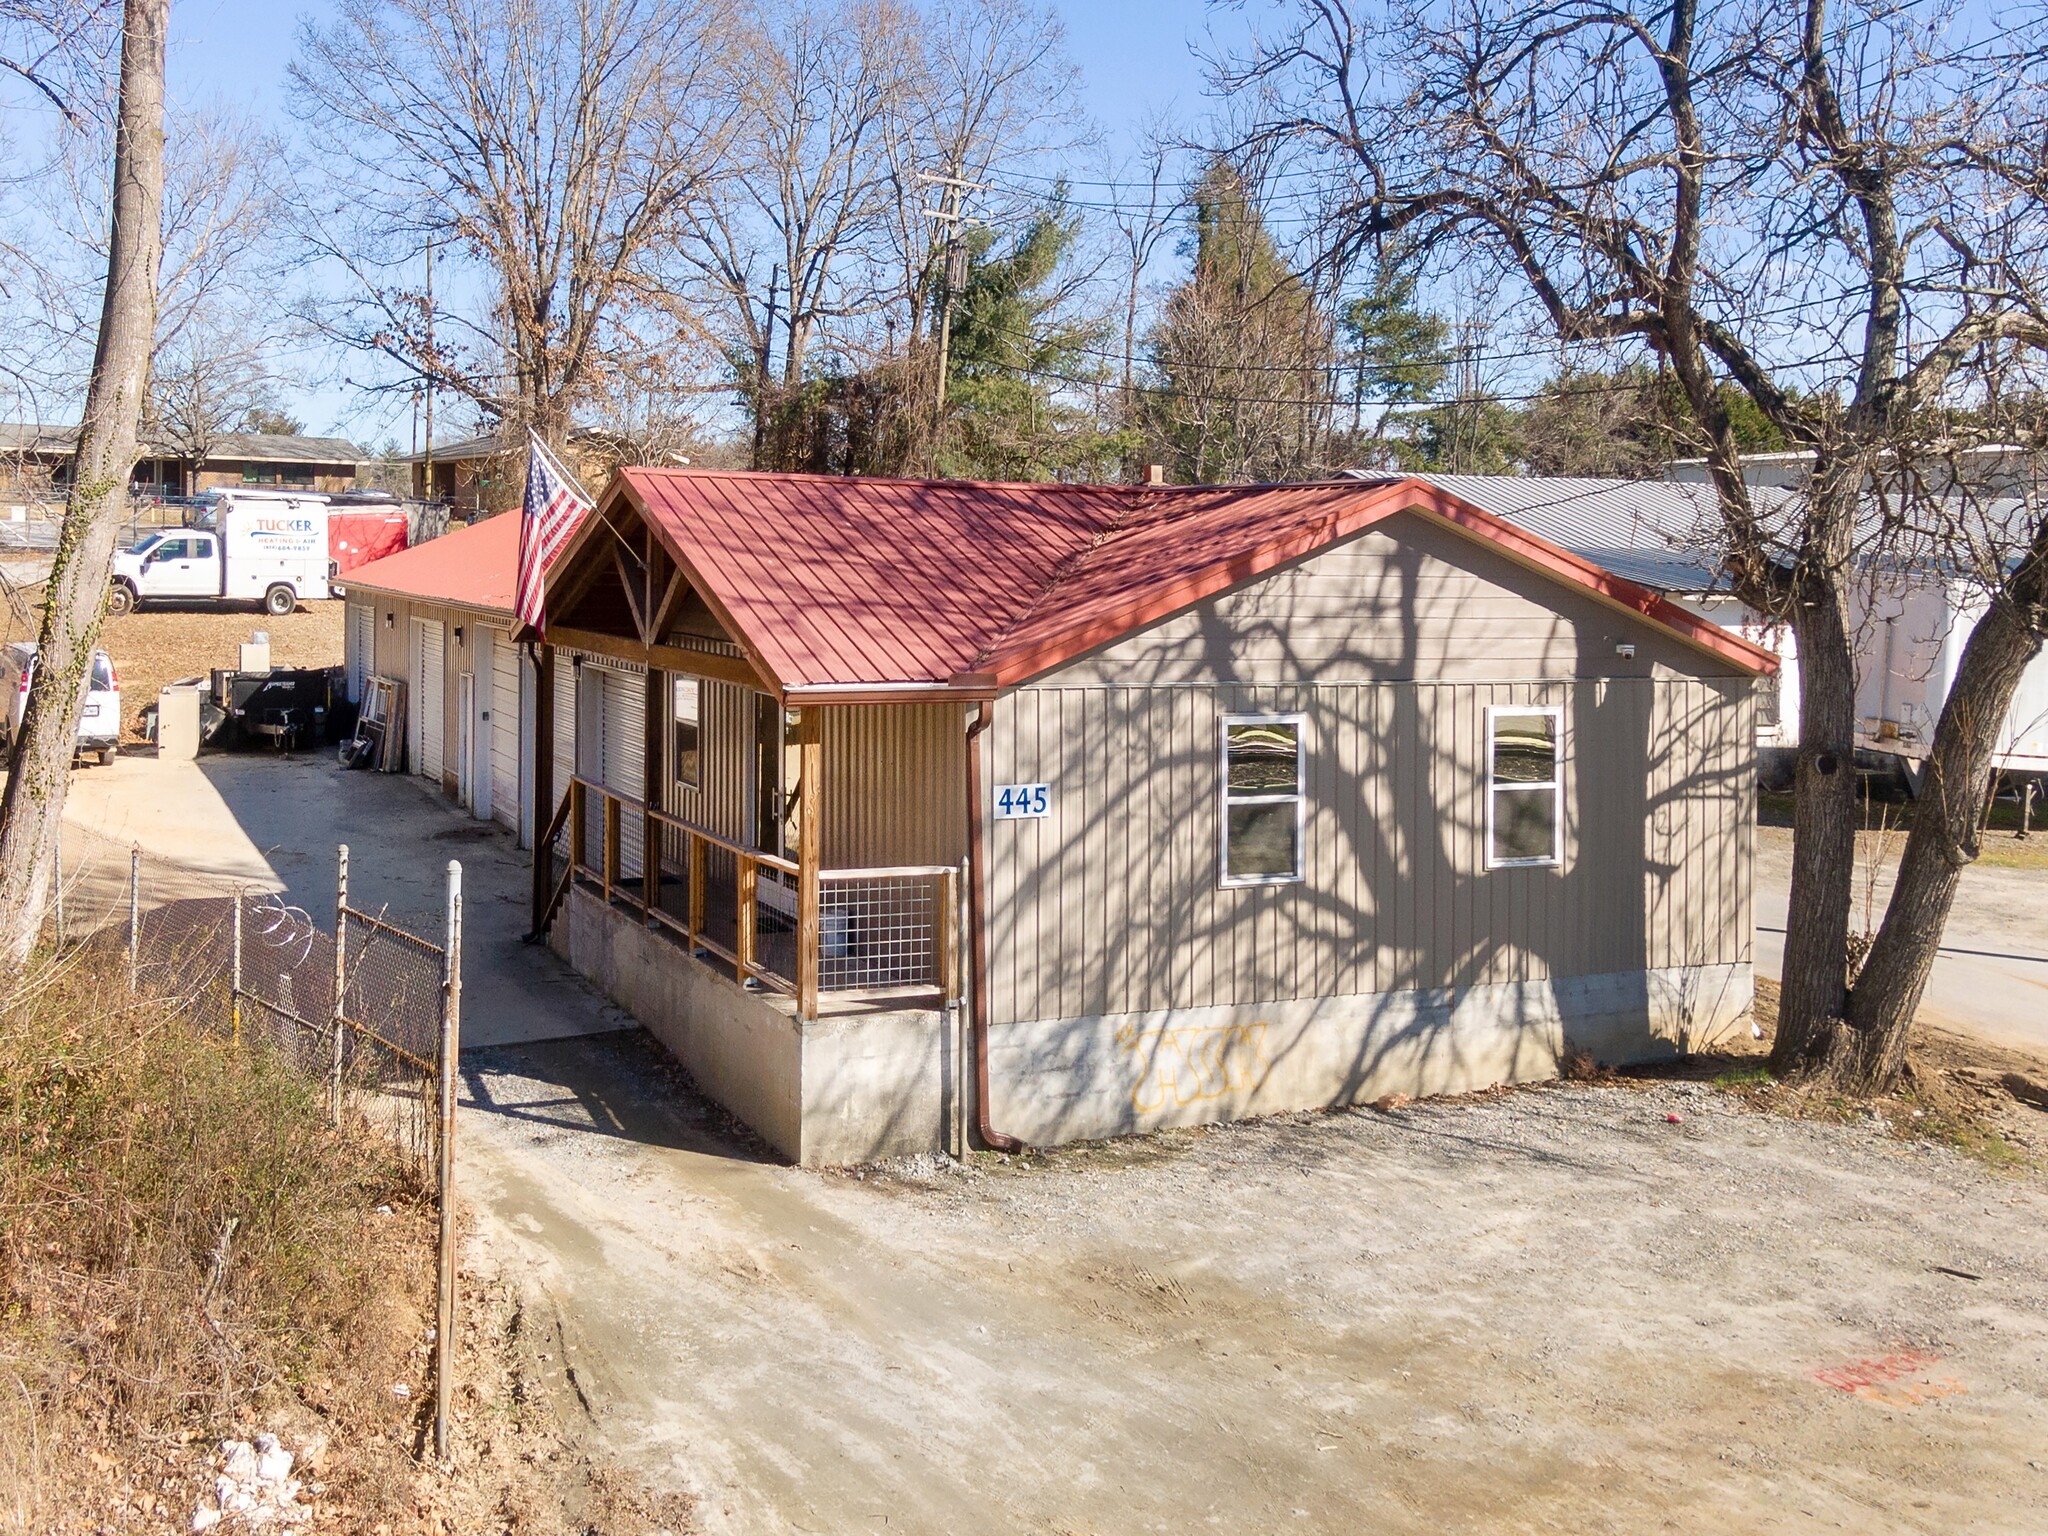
xmin=109 ymin=490 xmax=333 ymax=617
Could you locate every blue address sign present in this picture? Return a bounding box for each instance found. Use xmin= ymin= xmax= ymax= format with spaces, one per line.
xmin=993 ymin=782 xmax=1051 ymax=819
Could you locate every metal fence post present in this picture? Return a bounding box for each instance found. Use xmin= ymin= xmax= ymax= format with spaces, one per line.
xmin=51 ymin=821 xmax=62 ymax=948
xmin=331 ymin=845 xmax=349 ymax=1127
xmin=128 ymin=844 xmax=140 ymax=993
xmin=433 ymin=859 xmax=463 ymax=1461
xmin=230 ymin=890 xmax=243 ymax=1045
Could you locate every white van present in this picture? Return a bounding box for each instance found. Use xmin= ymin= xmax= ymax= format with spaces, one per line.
xmin=0 ymin=642 xmax=121 ymax=766
xmin=109 ymin=490 xmax=334 ymax=617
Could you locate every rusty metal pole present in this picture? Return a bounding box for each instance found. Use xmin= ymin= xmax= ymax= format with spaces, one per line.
xmin=331 ymin=845 xmax=349 ymax=1126
xmin=128 ymin=844 xmax=140 ymax=993
xmin=433 ymin=858 xmax=463 ymax=1460
xmin=230 ymin=888 xmax=243 ymax=1045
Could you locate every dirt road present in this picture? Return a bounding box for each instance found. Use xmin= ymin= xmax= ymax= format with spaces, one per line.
xmin=1756 ymin=825 xmax=2048 ymax=1058
xmin=462 ymin=1033 xmax=2048 ymax=1535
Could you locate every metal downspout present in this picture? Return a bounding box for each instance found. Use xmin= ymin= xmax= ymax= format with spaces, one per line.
xmin=965 ymin=699 xmax=1025 ymax=1153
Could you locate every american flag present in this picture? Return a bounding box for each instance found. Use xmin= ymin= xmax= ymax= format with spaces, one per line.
xmin=514 ymin=432 xmax=591 ymax=635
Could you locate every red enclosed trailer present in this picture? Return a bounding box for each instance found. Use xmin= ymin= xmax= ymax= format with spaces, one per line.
xmin=328 ymin=509 xmax=409 ymax=575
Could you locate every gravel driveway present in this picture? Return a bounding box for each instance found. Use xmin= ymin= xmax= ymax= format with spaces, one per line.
xmin=461 ymin=1032 xmax=2048 ymax=1535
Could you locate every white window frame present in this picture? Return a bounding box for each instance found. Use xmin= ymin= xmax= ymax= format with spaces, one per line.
xmin=1485 ymin=704 xmax=1564 ymax=869
xmin=1218 ymin=712 xmax=1307 ymax=888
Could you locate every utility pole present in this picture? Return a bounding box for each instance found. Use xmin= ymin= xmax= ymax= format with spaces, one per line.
xmin=920 ymin=169 xmax=985 ymax=423
xmin=752 ymin=263 xmax=779 ymax=470
xmin=422 ymin=232 xmax=436 ymax=504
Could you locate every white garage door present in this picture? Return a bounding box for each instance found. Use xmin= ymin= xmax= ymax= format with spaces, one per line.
xmin=347 ymin=603 xmax=374 ymax=703
xmin=570 ymin=661 xmax=646 ymax=880
xmin=489 ymin=630 xmax=521 ymax=837
xmin=413 ymin=619 xmax=444 ymax=782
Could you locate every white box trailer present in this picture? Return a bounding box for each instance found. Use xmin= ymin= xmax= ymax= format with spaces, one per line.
xmin=1852 ymin=572 xmax=2048 ymax=779
xmin=109 ymin=490 xmax=333 ymax=617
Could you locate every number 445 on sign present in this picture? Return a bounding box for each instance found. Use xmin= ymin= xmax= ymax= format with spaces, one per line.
xmin=994 ymin=783 xmax=1050 ymax=819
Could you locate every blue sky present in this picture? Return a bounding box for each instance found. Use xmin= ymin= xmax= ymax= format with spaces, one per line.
xmin=141 ymin=0 xmax=1235 ymax=442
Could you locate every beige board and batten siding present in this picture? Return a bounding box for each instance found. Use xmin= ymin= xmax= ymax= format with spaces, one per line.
xmin=983 ymin=510 xmax=1755 ymax=1141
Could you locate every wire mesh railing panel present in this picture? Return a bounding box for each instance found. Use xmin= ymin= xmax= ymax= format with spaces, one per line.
xmin=818 ymin=873 xmax=944 ymax=993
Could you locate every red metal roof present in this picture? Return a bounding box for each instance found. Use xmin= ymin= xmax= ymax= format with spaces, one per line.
xmin=335 ymin=512 xmax=520 ymax=613
xmin=612 ymin=468 xmax=1777 ymax=692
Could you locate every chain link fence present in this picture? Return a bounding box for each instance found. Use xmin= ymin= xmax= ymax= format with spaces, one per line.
xmin=51 ymin=822 xmax=468 ymax=1456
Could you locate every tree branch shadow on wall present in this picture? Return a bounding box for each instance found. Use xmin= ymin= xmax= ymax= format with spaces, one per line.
xmin=988 ymin=521 xmax=1755 ymax=1148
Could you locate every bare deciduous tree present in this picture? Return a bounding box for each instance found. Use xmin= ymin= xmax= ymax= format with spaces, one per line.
xmin=0 ymin=0 xmax=164 ymax=968
xmin=1229 ymin=0 xmax=2048 ymax=1086
xmin=0 ymin=0 xmax=117 ymax=122
xmin=290 ymin=0 xmax=738 ymax=456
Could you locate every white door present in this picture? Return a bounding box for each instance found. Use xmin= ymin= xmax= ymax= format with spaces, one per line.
xmin=143 ymin=534 xmax=217 ymax=598
xmin=471 ymin=629 xmax=495 ymax=822
xmin=487 ymin=630 xmax=521 ymax=835
xmin=457 ymin=671 xmax=476 ymax=810
xmin=413 ymin=619 xmax=444 ymax=782
xmin=347 ymin=603 xmax=375 ymax=703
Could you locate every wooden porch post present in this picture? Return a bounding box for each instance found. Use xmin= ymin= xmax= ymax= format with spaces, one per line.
xmin=529 ymin=644 xmax=555 ymax=932
xmin=797 ymin=706 xmax=822 ymax=1019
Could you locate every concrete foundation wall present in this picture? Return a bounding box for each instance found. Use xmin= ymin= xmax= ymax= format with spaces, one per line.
xmin=557 ymin=885 xmax=1748 ymax=1163
xmin=553 ymin=886 xmax=957 ymax=1166
xmin=554 ymin=887 xmax=804 ymax=1160
xmin=985 ymin=963 xmax=1752 ymax=1147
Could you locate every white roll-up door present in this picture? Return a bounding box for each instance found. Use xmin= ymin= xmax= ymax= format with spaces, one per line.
xmin=599 ymin=662 xmax=646 ymax=880
xmin=489 ymin=630 xmax=520 ymax=836
xmin=552 ymin=659 xmax=577 ymax=860
xmin=414 ymin=619 xmax=444 ymax=782
xmin=552 ymin=655 xmax=576 ymax=816
xmin=347 ymin=603 xmax=374 ymax=702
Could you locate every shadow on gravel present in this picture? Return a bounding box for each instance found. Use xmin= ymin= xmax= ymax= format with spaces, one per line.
xmin=460 ymin=1029 xmax=778 ymax=1165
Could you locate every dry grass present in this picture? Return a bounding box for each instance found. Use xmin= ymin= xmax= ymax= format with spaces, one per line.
xmin=97 ymin=604 xmax=346 ymax=744
xmin=1674 ymin=976 xmax=2047 ymax=1168
xmin=0 ymin=940 xmax=432 ymax=1532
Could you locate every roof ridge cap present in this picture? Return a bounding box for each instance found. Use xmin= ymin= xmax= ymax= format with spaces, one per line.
xmin=965 ymin=490 xmax=1152 ymax=668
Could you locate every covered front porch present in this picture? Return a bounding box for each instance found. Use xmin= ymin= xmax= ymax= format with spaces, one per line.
xmin=522 ymin=478 xmax=977 ymax=1161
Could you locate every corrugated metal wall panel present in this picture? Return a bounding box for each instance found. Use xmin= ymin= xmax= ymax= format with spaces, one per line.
xmin=816 ymin=703 xmax=967 ymax=869
xmin=489 ymin=631 xmax=520 ymax=835
xmin=552 ymin=654 xmax=576 ymax=826
xmin=413 ymin=619 xmax=444 ymax=782
xmin=600 ymin=663 xmax=647 ymax=880
xmin=986 ymin=677 xmax=1752 ymax=1029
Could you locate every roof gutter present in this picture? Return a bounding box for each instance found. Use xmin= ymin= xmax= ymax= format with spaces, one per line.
xmin=782 ymin=681 xmax=1000 ymax=706
xmin=964 ymin=699 xmax=1025 ymax=1155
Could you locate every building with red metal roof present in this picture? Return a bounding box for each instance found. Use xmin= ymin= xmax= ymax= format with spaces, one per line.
xmin=347 ymin=467 xmax=1768 ymax=1166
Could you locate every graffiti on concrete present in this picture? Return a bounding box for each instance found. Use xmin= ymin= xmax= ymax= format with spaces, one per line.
xmin=1118 ymin=1021 xmax=1271 ymax=1114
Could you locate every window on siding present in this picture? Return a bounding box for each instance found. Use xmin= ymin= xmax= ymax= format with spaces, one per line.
xmin=1487 ymin=708 xmax=1562 ymax=867
xmin=1221 ymin=715 xmax=1304 ymax=885
xmin=672 ymin=675 xmax=700 ymax=789
xmin=1755 ymin=670 xmax=1780 ymax=729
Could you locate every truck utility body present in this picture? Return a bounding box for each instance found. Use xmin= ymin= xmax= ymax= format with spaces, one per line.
xmin=110 ymin=490 xmax=337 ymax=616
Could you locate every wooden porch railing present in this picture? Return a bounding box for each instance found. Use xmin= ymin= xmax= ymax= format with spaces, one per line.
xmin=551 ymin=776 xmax=959 ymax=1019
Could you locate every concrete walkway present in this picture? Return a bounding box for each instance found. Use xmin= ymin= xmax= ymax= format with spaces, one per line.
xmin=59 ymin=750 xmax=630 ymax=1049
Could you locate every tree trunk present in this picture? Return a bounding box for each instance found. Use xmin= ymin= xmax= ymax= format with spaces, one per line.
xmin=0 ymin=0 xmax=166 ymax=971
xmin=1835 ymin=556 xmax=2048 ymax=1088
xmin=1768 ymin=581 xmax=1861 ymax=1073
